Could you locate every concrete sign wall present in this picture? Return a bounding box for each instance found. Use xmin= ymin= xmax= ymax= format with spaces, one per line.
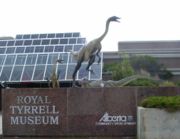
xmin=2 ymin=88 xmax=137 ymax=136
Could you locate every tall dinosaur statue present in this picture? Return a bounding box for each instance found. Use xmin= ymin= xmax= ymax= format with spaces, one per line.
xmin=71 ymin=16 xmax=120 ymax=87
xmin=50 ymin=59 xmax=63 ymax=88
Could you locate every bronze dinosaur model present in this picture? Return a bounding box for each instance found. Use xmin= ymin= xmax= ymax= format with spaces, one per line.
xmin=50 ymin=59 xmax=63 ymax=88
xmin=71 ymin=16 xmax=120 ymax=87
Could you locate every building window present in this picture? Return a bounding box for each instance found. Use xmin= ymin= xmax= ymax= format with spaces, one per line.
xmin=37 ymin=54 xmax=47 ymax=64
xmin=6 ymin=47 xmax=15 ymax=54
xmin=15 ymin=47 xmax=25 ymax=53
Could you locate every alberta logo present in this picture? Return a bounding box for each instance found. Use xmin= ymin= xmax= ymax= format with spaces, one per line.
xmin=96 ymin=112 xmax=136 ymax=126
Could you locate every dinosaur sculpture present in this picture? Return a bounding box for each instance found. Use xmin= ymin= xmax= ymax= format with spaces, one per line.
xmin=79 ymin=75 xmax=160 ymax=88
xmin=50 ymin=59 xmax=63 ymax=88
xmin=71 ymin=16 xmax=120 ymax=87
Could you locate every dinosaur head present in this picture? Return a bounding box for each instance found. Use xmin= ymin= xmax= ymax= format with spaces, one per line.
xmin=108 ymin=16 xmax=120 ymax=23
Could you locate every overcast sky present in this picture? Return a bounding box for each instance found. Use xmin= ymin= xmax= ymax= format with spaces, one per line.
xmin=0 ymin=0 xmax=180 ymax=51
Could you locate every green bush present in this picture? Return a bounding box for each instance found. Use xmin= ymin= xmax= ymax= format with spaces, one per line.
xmin=159 ymin=81 xmax=176 ymax=87
xmin=141 ymin=96 xmax=180 ymax=112
xmin=175 ymin=81 xmax=180 ymax=87
xmin=126 ymin=78 xmax=158 ymax=87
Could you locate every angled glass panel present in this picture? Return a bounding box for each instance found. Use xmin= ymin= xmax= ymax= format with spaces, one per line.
xmin=51 ymin=39 xmax=59 ymax=45
xmin=44 ymin=65 xmax=53 ymax=80
xmin=90 ymin=64 xmax=102 ymax=80
xmin=15 ymin=40 xmax=23 ymax=46
xmin=44 ymin=63 xmax=65 ymax=80
xmin=24 ymin=40 xmax=32 ymax=46
xmin=77 ymin=38 xmax=86 ymax=44
xmin=0 ymin=66 xmax=13 ymax=81
xmin=7 ymin=41 xmax=15 ymax=46
xmin=5 ymin=55 xmax=16 ymax=65
xmin=0 ymin=48 xmax=6 ymax=54
xmin=44 ymin=46 xmax=54 ymax=52
xmin=54 ymin=45 xmax=64 ymax=52
xmin=42 ymin=39 xmax=50 ymax=45
xmin=47 ymin=34 xmax=55 ymax=38
xmin=33 ymin=40 xmax=41 ymax=45
xmin=11 ymin=66 xmax=23 ymax=81
xmin=39 ymin=34 xmax=47 ymax=38
xmin=37 ymin=54 xmax=47 ymax=64
xmin=0 ymin=67 xmax=2 ymax=74
xmin=0 ymin=41 xmax=7 ymax=46
xmin=69 ymin=54 xmax=77 ymax=63
xmin=35 ymin=46 xmax=44 ymax=52
xmin=69 ymin=38 xmax=77 ymax=44
xmin=15 ymin=47 xmax=25 ymax=53
xmin=16 ymin=35 xmax=23 ymax=39
xmin=23 ymin=34 xmax=30 ymax=39
xmin=73 ymin=45 xmax=83 ymax=51
xmin=25 ymin=46 xmax=34 ymax=53
xmin=22 ymin=66 xmax=34 ymax=81
xmin=26 ymin=54 xmax=37 ymax=65
xmin=66 ymin=64 xmax=75 ymax=80
xmin=60 ymin=39 xmax=68 ymax=44
xmin=64 ymin=33 xmax=72 ymax=37
xmin=47 ymin=54 xmax=58 ymax=64
xmin=58 ymin=64 xmax=66 ymax=80
xmin=60 ymin=53 xmax=68 ymax=63
xmin=6 ymin=47 xmax=15 ymax=54
xmin=64 ymin=45 xmax=72 ymax=52
xmin=31 ymin=34 xmax=39 ymax=39
xmin=73 ymin=32 xmax=80 ymax=37
xmin=33 ymin=65 xmax=45 ymax=80
xmin=78 ymin=64 xmax=89 ymax=80
xmin=0 ymin=55 xmax=5 ymax=65
xmin=56 ymin=33 xmax=63 ymax=38
xmin=15 ymin=55 xmax=26 ymax=65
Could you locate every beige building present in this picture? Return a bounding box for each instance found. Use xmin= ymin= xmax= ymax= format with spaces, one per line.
xmin=103 ymin=40 xmax=180 ymax=80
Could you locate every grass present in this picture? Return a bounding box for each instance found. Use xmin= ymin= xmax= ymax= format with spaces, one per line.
xmin=141 ymin=96 xmax=180 ymax=112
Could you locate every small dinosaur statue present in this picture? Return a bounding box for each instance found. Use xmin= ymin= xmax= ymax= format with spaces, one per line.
xmin=71 ymin=16 xmax=120 ymax=87
xmin=50 ymin=59 xmax=63 ymax=88
xmin=79 ymin=75 xmax=160 ymax=88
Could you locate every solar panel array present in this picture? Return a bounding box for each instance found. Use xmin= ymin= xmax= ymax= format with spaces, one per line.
xmin=0 ymin=32 xmax=103 ymax=83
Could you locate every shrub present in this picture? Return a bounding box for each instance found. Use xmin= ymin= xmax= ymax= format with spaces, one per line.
xmin=103 ymin=57 xmax=134 ymax=81
xmin=159 ymin=81 xmax=176 ymax=87
xmin=141 ymin=96 xmax=180 ymax=112
xmin=175 ymin=81 xmax=180 ymax=87
xmin=126 ymin=78 xmax=158 ymax=87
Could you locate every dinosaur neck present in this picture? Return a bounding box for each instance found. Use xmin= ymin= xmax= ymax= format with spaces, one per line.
xmin=52 ymin=61 xmax=58 ymax=74
xmin=97 ymin=19 xmax=111 ymax=42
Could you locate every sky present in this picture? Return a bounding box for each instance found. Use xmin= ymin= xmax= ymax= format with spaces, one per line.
xmin=0 ymin=0 xmax=180 ymax=51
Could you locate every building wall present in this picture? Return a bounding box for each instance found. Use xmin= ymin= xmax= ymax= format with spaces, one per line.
xmin=103 ymin=40 xmax=180 ymax=80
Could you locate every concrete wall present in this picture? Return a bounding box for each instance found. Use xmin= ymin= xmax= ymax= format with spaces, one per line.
xmin=138 ymin=107 xmax=180 ymax=139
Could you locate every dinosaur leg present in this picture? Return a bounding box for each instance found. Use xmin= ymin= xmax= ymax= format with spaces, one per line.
xmin=57 ymin=80 xmax=59 ymax=88
xmin=56 ymin=72 xmax=60 ymax=88
xmin=96 ymin=48 xmax=101 ymax=64
xmin=52 ymin=81 xmax=55 ymax=88
xmin=72 ymin=60 xmax=83 ymax=87
xmin=86 ymin=54 xmax=96 ymax=74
